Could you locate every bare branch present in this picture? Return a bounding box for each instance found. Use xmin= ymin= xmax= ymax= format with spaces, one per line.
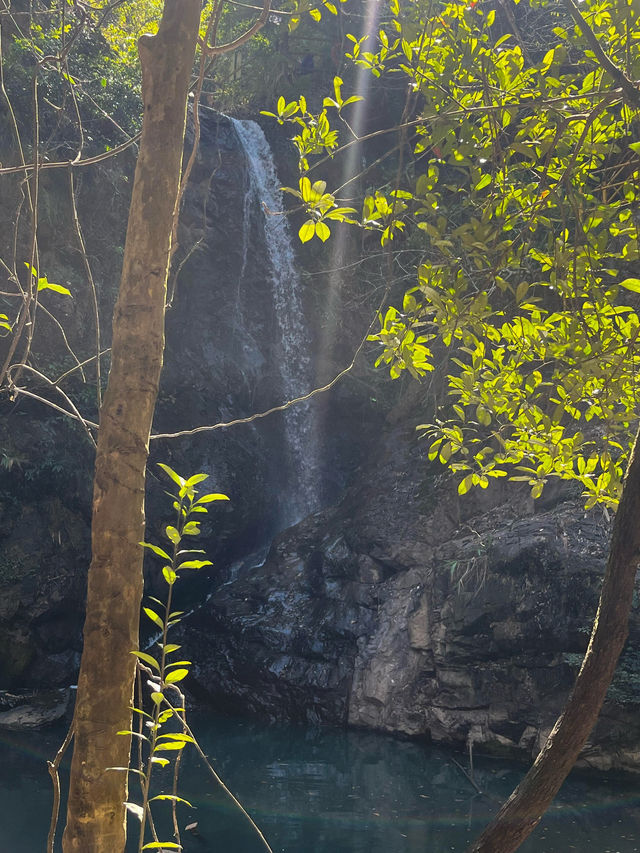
xmin=151 ymin=291 xmax=385 ymax=441
xmin=203 ymin=0 xmax=271 ymax=56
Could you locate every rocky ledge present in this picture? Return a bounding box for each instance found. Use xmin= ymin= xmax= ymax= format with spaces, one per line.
xmin=0 ymin=688 xmax=71 ymax=730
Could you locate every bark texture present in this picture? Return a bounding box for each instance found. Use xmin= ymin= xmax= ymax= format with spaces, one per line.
xmin=469 ymin=426 xmax=640 ymax=853
xmin=62 ymin=3 xmax=201 ymax=851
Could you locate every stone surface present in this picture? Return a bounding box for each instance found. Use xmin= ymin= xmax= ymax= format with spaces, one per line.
xmin=0 ymin=107 xmax=379 ymax=692
xmin=179 ymin=408 xmax=640 ymax=771
xmin=0 ymin=688 xmax=71 ymax=729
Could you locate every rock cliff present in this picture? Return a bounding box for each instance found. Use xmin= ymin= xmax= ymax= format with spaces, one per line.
xmin=180 ymin=391 xmax=640 ymax=771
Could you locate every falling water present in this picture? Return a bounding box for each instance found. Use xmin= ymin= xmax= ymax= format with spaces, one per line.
xmin=231 ymin=118 xmax=320 ymax=526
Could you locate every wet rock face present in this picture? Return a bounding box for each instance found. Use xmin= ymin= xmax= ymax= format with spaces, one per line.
xmin=182 ymin=526 xmax=378 ymax=726
xmin=0 ymin=106 xmax=377 ymax=693
xmin=181 ymin=418 xmax=640 ymax=770
xmin=0 ymin=688 xmax=71 ymax=730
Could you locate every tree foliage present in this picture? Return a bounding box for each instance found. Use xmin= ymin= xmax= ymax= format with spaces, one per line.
xmin=271 ymin=0 xmax=640 ymax=512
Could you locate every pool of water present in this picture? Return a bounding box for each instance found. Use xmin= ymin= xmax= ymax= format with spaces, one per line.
xmin=2 ymin=712 xmax=639 ymax=852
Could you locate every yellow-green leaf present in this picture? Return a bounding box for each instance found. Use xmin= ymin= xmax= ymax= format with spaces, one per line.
xmin=315 ymin=221 xmax=331 ymax=242
xmin=299 ymin=220 xmax=315 ymax=243
xmin=458 ymin=474 xmax=474 ymax=495
xmin=37 ymin=277 xmax=71 ymax=296
xmin=165 ymin=525 xmax=180 ymax=544
xmin=619 ymin=278 xmax=640 ymax=293
xmin=157 ymin=463 xmax=185 ymax=487
xmin=143 ymin=607 xmax=164 ymax=629
xmin=196 ymin=493 xmax=229 ymax=504
xmin=162 ymin=566 xmax=177 ymax=585
xmin=140 ymin=542 xmax=171 ymax=561
xmin=131 ymin=650 xmax=160 ymax=671
xmin=165 ymin=668 xmax=189 ymax=684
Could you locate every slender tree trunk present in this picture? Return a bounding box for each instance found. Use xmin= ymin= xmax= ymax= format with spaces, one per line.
xmin=469 ymin=426 xmax=640 ymax=853
xmin=62 ymin=3 xmax=201 ymax=850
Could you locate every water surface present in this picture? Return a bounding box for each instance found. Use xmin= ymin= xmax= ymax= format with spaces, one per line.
xmin=2 ymin=712 xmax=638 ymax=852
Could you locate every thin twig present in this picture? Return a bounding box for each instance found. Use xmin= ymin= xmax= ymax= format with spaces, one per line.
xmin=151 ymin=292 xmax=385 ymax=440
xmin=47 ymin=720 xmax=75 ymax=853
xmin=6 ymin=383 xmax=99 ymax=443
xmin=68 ymin=168 xmax=102 ymax=406
xmin=452 ymin=757 xmax=484 ymax=795
xmin=170 ymin=6 xmax=219 ymax=262
xmin=166 ymin=686 xmax=275 ymax=853
xmin=203 ymin=0 xmax=271 ymax=56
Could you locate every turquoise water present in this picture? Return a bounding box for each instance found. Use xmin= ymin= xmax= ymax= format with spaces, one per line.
xmin=2 ymin=712 xmax=639 ymax=852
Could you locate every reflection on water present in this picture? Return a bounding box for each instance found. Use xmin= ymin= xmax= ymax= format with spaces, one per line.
xmin=2 ymin=712 xmax=639 ymax=852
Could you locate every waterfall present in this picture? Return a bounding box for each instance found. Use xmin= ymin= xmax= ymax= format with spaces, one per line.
xmin=231 ymin=118 xmax=321 ymax=527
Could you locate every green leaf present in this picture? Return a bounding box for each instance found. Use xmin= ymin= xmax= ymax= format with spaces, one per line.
xmin=154 ymin=741 xmax=187 ymax=751
xmin=299 ymin=220 xmax=315 ymax=243
xmin=37 ymin=276 xmax=71 ymax=296
xmin=165 ymin=668 xmax=189 ymax=684
xmin=474 ymin=174 xmax=491 ymax=192
xmin=531 ymin=481 xmax=544 ymax=499
xmin=150 ymin=794 xmax=194 ymax=807
xmin=162 ymin=566 xmax=177 ymax=585
xmin=140 ymin=542 xmax=171 ymax=561
xmin=131 ymin=650 xmax=160 ymax=671
xmin=142 ymin=844 xmax=182 ymax=850
xmin=143 ymin=607 xmax=164 ymax=629
xmin=157 ymin=463 xmax=185 ymax=488
xmin=150 ymin=692 xmax=164 ymax=706
xmin=476 ymin=406 xmax=491 ymax=427
xmin=315 ymin=221 xmax=331 ymax=242
xmin=150 ymin=756 xmax=170 ymax=767
xmin=165 ymin=525 xmax=180 ymax=544
xmin=458 ymin=475 xmax=474 ymax=495
xmin=619 ymin=278 xmax=640 ymax=293
xmin=162 ymin=643 xmax=181 ymax=654
xmin=185 ymin=473 xmax=208 ymax=488
xmin=130 ymin=705 xmax=153 ymax=719
xmin=157 ymin=733 xmax=195 ymax=743
xmin=177 ymin=559 xmax=212 ymax=570
xmin=196 ymin=493 xmax=229 ymax=504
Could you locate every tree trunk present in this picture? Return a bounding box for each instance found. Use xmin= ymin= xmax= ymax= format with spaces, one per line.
xmin=62 ymin=3 xmax=201 ymax=851
xmin=469 ymin=426 xmax=640 ymax=853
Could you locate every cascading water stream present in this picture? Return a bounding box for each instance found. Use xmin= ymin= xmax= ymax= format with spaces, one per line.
xmin=231 ymin=118 xmax=321 ymax=527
